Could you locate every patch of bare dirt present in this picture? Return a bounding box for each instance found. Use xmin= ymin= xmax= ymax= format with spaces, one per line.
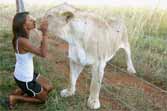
xmin=47 ymin=38 xmax=167 ymax=111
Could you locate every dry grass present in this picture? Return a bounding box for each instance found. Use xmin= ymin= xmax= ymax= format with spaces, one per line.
xmin=0 ymin=3 xmax=167 ymax=111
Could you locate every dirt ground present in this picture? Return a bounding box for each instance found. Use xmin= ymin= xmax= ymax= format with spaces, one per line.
xmin=46 ymin=37 xmax=167 ymax=111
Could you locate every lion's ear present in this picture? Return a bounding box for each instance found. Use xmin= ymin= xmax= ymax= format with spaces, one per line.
xmin=61 ymin=11 xmax=74 ymax=22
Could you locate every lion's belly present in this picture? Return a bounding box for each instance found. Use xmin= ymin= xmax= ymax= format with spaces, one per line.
xmin=68 ymin=45 xmax=93 ymax=65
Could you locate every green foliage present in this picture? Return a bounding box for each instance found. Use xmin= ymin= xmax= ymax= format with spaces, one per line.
xmin=0 ymin=4 xmax=167 ymax=111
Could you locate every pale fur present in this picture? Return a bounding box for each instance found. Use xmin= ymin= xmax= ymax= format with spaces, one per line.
xmin=43 ymin=3 xmax=136 ymax=109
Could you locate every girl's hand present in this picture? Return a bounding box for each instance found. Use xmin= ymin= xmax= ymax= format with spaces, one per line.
xmin=39 ymin=18 xmax=48 ymax=35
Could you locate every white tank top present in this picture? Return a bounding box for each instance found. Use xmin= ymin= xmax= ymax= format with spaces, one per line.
xmin=14 ymin=39 xmax=34 ymax=82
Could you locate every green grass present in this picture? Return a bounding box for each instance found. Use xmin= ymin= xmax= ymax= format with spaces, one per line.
xmin=0 ymin=4 xmax=167 ymax=111
xmin=0 ymin=30 xmax=103 ymax=111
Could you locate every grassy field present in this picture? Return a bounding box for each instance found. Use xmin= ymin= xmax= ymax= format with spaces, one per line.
xmin=0 ymin=3 xmax=167 ymax=111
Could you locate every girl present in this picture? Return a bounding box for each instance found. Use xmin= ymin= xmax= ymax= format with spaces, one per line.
xmin=8 ymin=12 xmax=53 ymax=109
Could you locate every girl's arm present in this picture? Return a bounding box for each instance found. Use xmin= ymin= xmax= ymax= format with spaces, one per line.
xmin=19 ymin=19 xmax=48 ymax=57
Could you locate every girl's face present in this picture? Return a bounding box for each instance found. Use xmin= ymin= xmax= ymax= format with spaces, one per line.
xmin=24 ymin=15 xmax=36 ymax=31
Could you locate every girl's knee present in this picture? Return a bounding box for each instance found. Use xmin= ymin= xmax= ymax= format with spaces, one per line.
xmin=43 ymin=84 xmax=54 ymax=93
xmin=48 ymin=84 xmax=54 ymax=91
xmin=36 ymin=90 xmax=48 ymax=102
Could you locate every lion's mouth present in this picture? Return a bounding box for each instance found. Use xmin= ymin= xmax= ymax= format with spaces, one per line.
xmin=33 ymin=21 xmax=36 ymax=28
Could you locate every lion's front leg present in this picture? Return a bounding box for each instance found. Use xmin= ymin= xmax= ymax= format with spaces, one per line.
xmin=61 ymin=59 xmax=84 ymax=97
xmin=87 ymin=61 xmax=106 ymax=109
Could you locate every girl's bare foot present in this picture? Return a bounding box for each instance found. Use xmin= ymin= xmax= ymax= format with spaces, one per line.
xmin=8 ymin=95 xmax=16 ymax=110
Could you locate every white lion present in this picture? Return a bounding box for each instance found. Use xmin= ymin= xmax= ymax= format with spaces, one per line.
xmin=43 ymin=3 xmax=136 ymax=109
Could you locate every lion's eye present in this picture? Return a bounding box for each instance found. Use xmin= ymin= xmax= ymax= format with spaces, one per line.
xmin=47 ymin=14 xmax=53 ymax=19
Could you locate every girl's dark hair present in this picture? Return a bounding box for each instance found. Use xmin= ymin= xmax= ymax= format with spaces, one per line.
xmin=12 ymin=12 xmax=29 ymax=51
